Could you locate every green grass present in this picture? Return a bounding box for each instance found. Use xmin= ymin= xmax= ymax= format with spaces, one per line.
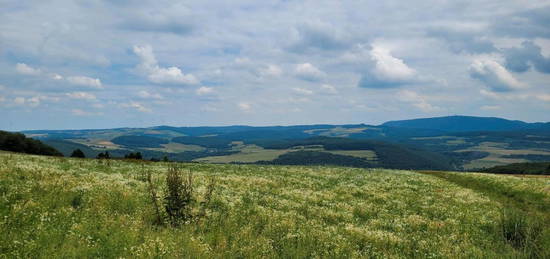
xmin=195 ymin=144 xmax=377 ymax=164
xmin=459 ymin=142 xmax=550 ymax=169
xmin=1 ymin=151 xmax=549 ymax=258
xmin=326 ymin=150 xmax=377 ymax=161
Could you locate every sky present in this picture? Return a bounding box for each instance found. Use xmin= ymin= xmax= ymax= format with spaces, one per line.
xmin=1 ymin=0 xmax=549 ymax=130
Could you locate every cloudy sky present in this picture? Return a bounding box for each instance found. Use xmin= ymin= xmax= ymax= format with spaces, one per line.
xmin=1 ymin=0 xmax=549 ymax=130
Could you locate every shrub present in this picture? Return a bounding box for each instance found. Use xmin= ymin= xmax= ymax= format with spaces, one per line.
xmin=96 ymin=151 xmax=110 ymax=159
xmin=124 ymin=152 xmax=142 ymax=160
xmin=499 ymin=208 xmax=542 ymax=254
xmin=70 ymin=149 xmax=85 ymax=158
xmin=145 ymin=166 xmax=216 ymax=227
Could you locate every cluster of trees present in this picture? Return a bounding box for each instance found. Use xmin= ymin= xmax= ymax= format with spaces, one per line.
xmin=482 ymin=162 xmax=550 ymax=175
xmin=70 ymin=149 xmax=85 ymax=158
xmin=124 ymin=152 xmax=143 ymax=160
xmin=96 ymin=151 xmax=111 ymax=159
xmin=254 ymin=137 xmax=455 ymax=170
xmin=111 ymin=135 xmax=169 ymax=148
xmin=259 ymin=151 xmax=373 ymax=168
xmin=0 ymin=131 xmax=62 ymax=156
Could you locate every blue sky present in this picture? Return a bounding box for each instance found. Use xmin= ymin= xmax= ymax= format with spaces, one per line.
xmin=1 ymin=0 xmax=549 ymax=130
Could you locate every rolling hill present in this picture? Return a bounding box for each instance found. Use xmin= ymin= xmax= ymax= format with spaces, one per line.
xmin=382 ymin=115 xmax=550 ymax=132
xmin=16 ymin=115 xmax=550 ymax=170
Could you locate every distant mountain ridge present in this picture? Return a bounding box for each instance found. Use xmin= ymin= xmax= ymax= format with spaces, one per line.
xmin=16 ymin=115 xmax=550 ymax=171
xmin=381 ymin=115 xmax=550 ymax=132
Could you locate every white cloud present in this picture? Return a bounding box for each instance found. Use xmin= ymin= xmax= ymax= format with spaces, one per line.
xmin=14 ymin=97 xmax=25 ymax=105
xmin=133 ymin=45 xmax=199 ymax=85
xmin=292 ymin=88 xmax=313 ymax=95
xmin=14 ymin=63 xmax=102 ymax=89
xmin=195 ymin=86 xmax=215 ymax=96
xmin=15 ymin=63 xmax=41 ymax=76
xmin=469 ymin=59 xmax=526 ymax=92
xmin=120 ymin=102 xmax=152 ymax=113
xmin=260 ymin=65 xmax=283 ymax=77
xmin=481 ymin=105 xmax=501 ymax=110
xmin=92 ymin=103 xmax=104 ymax=109
xmin=137 ymin=90 xmax=163 ymax=99
xmin=358 ymin=44 xmax=423 ymax=88
xmin=50 ymin=73 xmax=63 ymax=80
xmin=12 ymin=96 xmax=40 ymax=107
xmin=201 ymin=104 xmax=219 ymax=112
xmin=320 ymin=84 xmax=338 ymax=94
xmin=397 ymin=90 xmax=441 ymax=112
xmin=238 ymin=102 xmax=252 ymax=112
xmin=66 ymin=76 xmax=103 ymax=89
xmin=536 ymin=94 xmax=550 ymax=102
xmin=66 ymin=92 xmax=96 ymax=100
xmin=294 ymin=63 xmax=325 ymax=81
xmin=370 ymin=45 xmax=416 ymax=82
xmin=71 ymin=109 xmax=103 ymax=116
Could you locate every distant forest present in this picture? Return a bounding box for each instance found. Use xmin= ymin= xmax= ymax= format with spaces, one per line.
xmin=0 ymin=131 xmax=62 ymax=156
xmin=482 ymin=162 xmax=550 ymax=175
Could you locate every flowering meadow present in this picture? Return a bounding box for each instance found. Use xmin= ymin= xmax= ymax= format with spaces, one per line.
xmin=1 ymin=151 xmax=548 ymax=258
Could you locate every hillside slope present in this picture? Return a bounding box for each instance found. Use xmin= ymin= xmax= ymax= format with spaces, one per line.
xmin=1 ymin=152 xmax=548 ymax=258
xmin=382 ymin=115 xmax=549 ymax=132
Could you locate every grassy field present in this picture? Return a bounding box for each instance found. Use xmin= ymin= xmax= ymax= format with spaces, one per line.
xmin=459 ymin=142 xmax=550 ymax=169
xmin=1 ymin=152 xmax=549 ymax=258
xmin=195 ymin=144 xmax=377 ymax=164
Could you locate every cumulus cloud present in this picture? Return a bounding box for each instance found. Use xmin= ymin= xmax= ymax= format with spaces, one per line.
xmin=492 ymin=6 xmax=550 ymax=39
xmin=292 ymin=88 xmax=314 ymax=95
xmin=120 ymin=101 xmax=152 ymax=113
xmin=13 ymin=97 xmax=26 ymax=105
xmin=118 ymin=4 xmax=194 ymax=35
xmin=480 ymin=105 xmax=501 ymax=110
xmin=536 ymin=94 xmax=550 ymax=102
xmin=288 ymin=21 xmax=349 ymax=53
xmin=358 ymin=45 xmax=418 ymax=88
xmin=12 ymin=96 xmax=41 ymax=107
xmin=137 ymin=90 xmax=163 ymax=99
xmin=133 ymin=45 xmax=199 ymax=85
xmin=259 ymin=65 xmax=283 ymax=77
xmin=397 ymin=90 xmax=441 ymax=112
xmin=195 ymin=87 xmax=215 ymax=96
xmin=71 ymin=109 xmax=103 ymax=116
xmin=50 ymin=74 xmax=63 ymax=80
xmin=66 ymin=76 xmax=103 ymax=89
xmin=294 ymin=63 xmax=325 ymax=82
xmin=15 ymin=63 xmax=41 ymax=76
xmin=320 ymin=84 xmax=338 ymax=94
xmin=427 ymin=27 xmax=496 ymax=54
xmin=503 ymin=41 xmax=550 ymax=74
xmin=469 ymin=59 xmax=526 ymax=92
xmin=14 ymin=63 xmax=102 ymax=89
xmin=238 ymin=102 xmax=252 ymax=112
xmin=66 ymin=92 xmax=96 ymax=100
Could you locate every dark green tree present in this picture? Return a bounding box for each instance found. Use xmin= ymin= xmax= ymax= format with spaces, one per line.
xmin=96 ymin=151 xmax=111 ymax=159
xmin=124 ymin=152 xmax=142 ymax=160
xmin=70 ymin=149 xmax=85 ymax=158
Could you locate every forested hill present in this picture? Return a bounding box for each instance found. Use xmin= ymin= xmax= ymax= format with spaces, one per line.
xmin=0 ymin=131 xmax=62 ymax=156
xmin=382 ymin=115 xmax=550 ymax=132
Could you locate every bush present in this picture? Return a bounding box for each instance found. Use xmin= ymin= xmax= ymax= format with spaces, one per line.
xmin=70 ymin=149 xmax=85 ymax=158
xmin=124 ymin=152 xmax=142 ymax=160
xmin=146 ymin=166 xmax=216 ymax=226
xmin=96 ymin=151 xmax=110 ymax=159
xmin=499 ymin=208 xmax=542 ymax=253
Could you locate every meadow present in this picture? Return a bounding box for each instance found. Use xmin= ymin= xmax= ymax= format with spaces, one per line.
xmin=1 ymin=151 xmax=549 ymax=258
